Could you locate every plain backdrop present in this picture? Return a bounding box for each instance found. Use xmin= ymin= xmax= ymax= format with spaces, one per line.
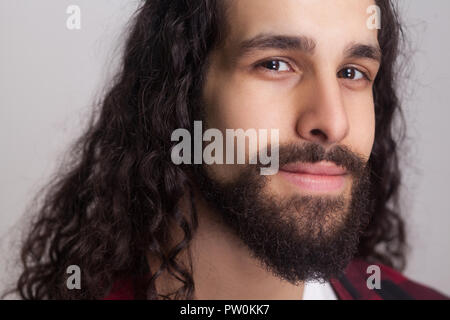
xmin=1 ymin=0 xmax=449 ymax=297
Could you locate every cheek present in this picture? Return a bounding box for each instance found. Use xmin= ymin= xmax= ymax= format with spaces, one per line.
xmin=346 ymin=95 xmax=376 ymax=160
xmin=204 ymin=71 xmax=292 ymax=132
xmin=202 ymin=71 xmax=292 ymax=181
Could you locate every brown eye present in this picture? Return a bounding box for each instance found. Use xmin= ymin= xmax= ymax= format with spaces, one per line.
xmin=259 ymin=60 xmax=291 ymax=72
xmin=338 ymin=67 xmax=367 ymax=80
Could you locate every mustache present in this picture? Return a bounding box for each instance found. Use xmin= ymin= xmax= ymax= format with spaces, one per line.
xmin=256 ymin=142 xmax=369 ymax=177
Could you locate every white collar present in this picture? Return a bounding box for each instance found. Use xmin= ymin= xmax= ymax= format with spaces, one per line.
xmin=302 ymin=281 xmax=338 ymax=300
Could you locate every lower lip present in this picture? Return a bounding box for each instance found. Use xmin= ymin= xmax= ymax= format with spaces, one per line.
xmin=279 ymin=170 xmax=347 ymax=193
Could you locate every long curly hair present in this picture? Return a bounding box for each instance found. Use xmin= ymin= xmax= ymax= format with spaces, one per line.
xmin=7 ymin=0 xmax=407 ymax=299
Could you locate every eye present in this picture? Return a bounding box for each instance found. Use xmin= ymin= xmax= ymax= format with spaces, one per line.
xmin=257 ymin=59 xmax=293 ymax=73
xmin=337 ymin=67 xmax=369 ymax=81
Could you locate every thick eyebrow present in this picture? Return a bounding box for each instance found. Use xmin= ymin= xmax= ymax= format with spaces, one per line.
xmin=237 ymin=34 xmax=382 ymax=63
xmin=344 ymin=43 xmax=382 ymax=63
xmin=238 ymin=34 xmax=316 ymax=56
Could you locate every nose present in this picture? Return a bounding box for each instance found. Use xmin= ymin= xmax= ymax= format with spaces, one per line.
xmin=295 ymin=73 xmax=350 ymax=146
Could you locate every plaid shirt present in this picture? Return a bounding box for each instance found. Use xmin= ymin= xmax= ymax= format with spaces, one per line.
xmin=104 ymin=258 xmax=448 ymax=300
xmin=330 ymin=259 xmax=448 ymax=300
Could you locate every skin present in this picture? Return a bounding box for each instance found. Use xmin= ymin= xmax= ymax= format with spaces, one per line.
xmin=150 ymin=0 xmax=380 ymax=299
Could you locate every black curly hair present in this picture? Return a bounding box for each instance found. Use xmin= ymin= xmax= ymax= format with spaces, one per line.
xmin=7 ymin=0 xmax=407 ymax=299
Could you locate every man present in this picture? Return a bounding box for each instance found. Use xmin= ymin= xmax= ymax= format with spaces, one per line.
xmin=11 ymin=0 xmax=448 ymax=300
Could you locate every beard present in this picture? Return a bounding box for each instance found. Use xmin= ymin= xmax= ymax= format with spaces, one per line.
xmin=193 ymin=142 xmax=373 ymax=284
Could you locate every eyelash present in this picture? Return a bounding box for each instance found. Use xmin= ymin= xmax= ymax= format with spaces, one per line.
xmin=255 ymin=59 xmax=372 ymax=82
xmin=337 ymin=66 xmax=371 ymax=81
xmin=255 ymin=59 xmax=295 ymax=74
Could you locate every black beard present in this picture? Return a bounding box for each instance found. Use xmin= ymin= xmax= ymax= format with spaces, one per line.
xmin=193 ymin=142 xmax=373 ymax=284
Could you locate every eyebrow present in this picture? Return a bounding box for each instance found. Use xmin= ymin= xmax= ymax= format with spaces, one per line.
xmin=238 ymin=34 xmax=382 ymax=63
xmin=344 ymin=43 xmax=382 ymax=63
xmin=239 ymin=34 xmax=316 ymax=55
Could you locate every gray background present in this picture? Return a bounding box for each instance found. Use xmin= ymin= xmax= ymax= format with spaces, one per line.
xmin=1 ymin=0 xmax=449 ymax=297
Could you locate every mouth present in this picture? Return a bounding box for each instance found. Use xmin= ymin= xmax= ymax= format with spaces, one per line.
xmin=278 ymin=161 xmax=348 ymax=193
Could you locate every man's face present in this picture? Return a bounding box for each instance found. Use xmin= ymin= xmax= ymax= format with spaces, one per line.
xmin=196 ymin=0 xmax=380 ymax=282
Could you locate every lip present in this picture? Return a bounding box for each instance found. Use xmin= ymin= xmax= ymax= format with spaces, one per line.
xmin=279 ymin=161 xmax=348 ymax=193
xmin=281 ymin=161 xmax=348 ymax=175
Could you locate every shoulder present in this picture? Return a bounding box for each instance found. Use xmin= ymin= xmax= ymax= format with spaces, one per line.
xmin=330 ymin=258 xmax=449 ymax=300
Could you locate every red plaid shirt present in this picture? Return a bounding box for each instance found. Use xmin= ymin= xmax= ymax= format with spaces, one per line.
xmin=329 ymin=259 xmax=448 ymax=300
xmin=104 ymin=258 xmax=448 ymax=300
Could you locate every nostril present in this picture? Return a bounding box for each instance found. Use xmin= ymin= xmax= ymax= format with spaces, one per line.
xmin=311 ymin=129 xmax=327 ymax=140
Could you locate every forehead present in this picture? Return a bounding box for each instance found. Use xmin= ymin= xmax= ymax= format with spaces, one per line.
xmin=224 ymin=0 xmax=379 ymax=50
